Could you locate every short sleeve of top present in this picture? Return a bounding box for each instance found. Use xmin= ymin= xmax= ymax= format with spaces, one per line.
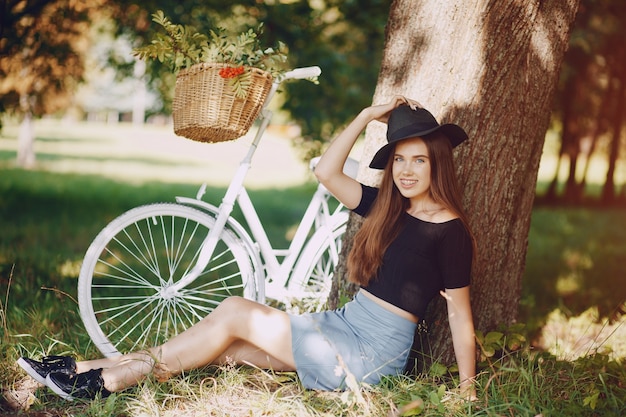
xmin=352 ymin=184 xmax=473 ymax=318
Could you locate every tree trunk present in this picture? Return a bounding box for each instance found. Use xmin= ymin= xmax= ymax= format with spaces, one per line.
xmin=561 ymin=78 xmax=582 ymax=204
xmin=544 ymin=144 xmax=564 ymax=202
xmin=333 ymin=0 xmax=580 ymax=365
xmin=577 ymin=132 xmax=599 ymax=201
xmin=17 ymin=111 xmax=35 ymax=168
xmin=601 ymin=72 xmax=625 ymax=205
xmin=132 ymin=59 xmax=147 ymax=126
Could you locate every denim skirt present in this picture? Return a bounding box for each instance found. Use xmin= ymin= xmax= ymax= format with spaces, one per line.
xmin=289 ymin=291 xmax=416 ymax=390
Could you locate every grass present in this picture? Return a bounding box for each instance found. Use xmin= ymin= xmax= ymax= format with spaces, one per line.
xmin=522 ymin=206 xmax=626 ymax=331
xmin=1 ymin=121 xmax=625 ymax=415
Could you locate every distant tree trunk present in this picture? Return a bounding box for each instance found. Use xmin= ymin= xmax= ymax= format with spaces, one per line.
xmin=546 ymin=49 xmax=578 ymax=203
xmin=17 ymin=110 xmax=35 ymax=168
xmin=331 ymin=0 xmax=579 ymax=365
xmin=561 ymin=78 xmax=583 ymax=204
xmin=601 ymin=64 xmax=626 ymax=204
xmin=580 ymin=72 xmax=614 ymax=196
xmin=132 ymin=59 xmax=147 ymax=126
xmin=563 ymin=134 xmax=581 ymax=204
xmin=544 ymin=146 xmax=564 ymax=202
xmin=577 ymin=132 xmax=599 ymax=200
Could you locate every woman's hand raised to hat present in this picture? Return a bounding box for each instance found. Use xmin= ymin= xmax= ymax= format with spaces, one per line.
xmin=315 ymin=94 xmax=421 ymax=210
xmin=366 ymin=95 xmax=422 ymax=125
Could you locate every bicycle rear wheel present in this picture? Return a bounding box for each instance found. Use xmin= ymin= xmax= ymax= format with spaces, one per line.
xmin=287 ymin=215 xmax=347 ymax=312
xmin=78 ymin=203 xmax=257 ymax=357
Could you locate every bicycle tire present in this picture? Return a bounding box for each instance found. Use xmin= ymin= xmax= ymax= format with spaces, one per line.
xmin=78 ymin=203 xmax=257 ymax=357
xmin=287 ymin=214 xmax=348 ymax=312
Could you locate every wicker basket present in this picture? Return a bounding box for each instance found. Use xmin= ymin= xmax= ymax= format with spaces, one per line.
xmin=172 ymin=63 xmax=273 ymax=143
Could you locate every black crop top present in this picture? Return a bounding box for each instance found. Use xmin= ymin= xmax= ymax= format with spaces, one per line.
xmin=353 ymin=184 xmax=473 ymax=318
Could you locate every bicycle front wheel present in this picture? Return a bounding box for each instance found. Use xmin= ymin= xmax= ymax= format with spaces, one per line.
xmin=78 ymin=203 xmax=256 ymax=357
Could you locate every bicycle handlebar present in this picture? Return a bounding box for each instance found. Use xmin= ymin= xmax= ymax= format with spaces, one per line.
xmin=282 ymin=66 xmax=321 ymax=81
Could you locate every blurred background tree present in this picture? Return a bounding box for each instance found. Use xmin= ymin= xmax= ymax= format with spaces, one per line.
xmin=0 ymin=0 xmax=106 ymax=166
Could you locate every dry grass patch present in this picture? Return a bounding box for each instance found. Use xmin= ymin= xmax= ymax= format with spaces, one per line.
xmin=125 ymin=364 xmax=393 ymax=417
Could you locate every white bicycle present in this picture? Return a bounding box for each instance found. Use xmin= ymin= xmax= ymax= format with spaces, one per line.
xmin=77 ymin=66 xmax=359 ymax=357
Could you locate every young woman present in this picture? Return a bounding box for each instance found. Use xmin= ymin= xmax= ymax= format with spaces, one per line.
xmin=17 ymin=96 xmax=476 ymax=400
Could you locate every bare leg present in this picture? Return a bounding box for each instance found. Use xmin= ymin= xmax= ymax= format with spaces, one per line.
xmin=77 ymin=297 xmax=296 ymax=392
xmin=216 ymin=339 xmax=293 ymax=371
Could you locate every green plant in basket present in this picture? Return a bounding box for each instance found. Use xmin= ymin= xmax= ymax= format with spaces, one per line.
xmin=133 ymin=10 xmax=288 ymax=98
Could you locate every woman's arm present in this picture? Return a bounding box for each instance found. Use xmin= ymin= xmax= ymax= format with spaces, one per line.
xmin=442 ymin=286 xmax=477 ymax=400
xmin=314 ymin=95 xmax=418 ymax=209
xmin=313 ymin=109 xmax=370 ymax=209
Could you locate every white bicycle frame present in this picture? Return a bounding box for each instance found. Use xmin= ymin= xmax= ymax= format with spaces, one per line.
xmin=164 ymin=66 xmax=358 ymax=305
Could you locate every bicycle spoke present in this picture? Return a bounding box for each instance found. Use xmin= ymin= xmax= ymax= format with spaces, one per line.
xmin=174 ymin=301 xmax=210 ymax=324
xmin=178 ymin=292 xmax=228 ymax=306
xmin=134 ymin=298 xmax=170 ymax=349
xmin=178 ymin=234 xmax=215 ymax=279
xmin=169 ymin=218 xmax=201 ymax=279
xmin=121 ymin=222 xmax=162 ymax=279
xmin=94 ymin=295 xmax=159 ymax=327
xmin=168 ymin=299 xmax=198 ymax=331
xmin=116 ymin=302 xmax=165 ymax=352
xmin=103 ymin=236 xmax=160 ymax=285
xmin=93 ymin=260 xmax=156 ymax=289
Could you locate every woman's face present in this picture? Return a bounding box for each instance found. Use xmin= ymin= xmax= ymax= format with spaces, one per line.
xmin=391 ymin=137 xmax=432 ymax=202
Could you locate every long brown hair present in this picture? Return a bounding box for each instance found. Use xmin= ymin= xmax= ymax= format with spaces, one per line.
xmin=346 ymin=132 xmax=475 ymax=286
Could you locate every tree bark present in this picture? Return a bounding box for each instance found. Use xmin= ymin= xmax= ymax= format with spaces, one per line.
xmin=333 ymin=0 xmax=580 ymax=364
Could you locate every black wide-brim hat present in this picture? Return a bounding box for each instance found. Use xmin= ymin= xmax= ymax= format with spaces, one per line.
xmin=369 ymin=105 xmax=468 ymax=169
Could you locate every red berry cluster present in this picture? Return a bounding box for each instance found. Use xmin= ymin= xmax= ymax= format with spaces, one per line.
xmin=219 ymin=66 xmax=245 ymax=79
